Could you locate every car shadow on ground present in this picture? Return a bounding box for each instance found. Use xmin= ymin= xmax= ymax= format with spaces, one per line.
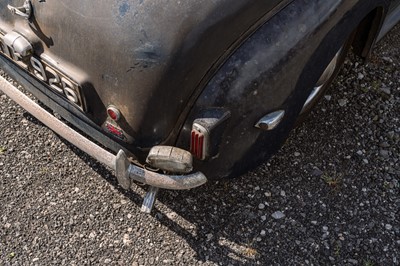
xmin=60 ymin=115 xmax=369 ymax=265
xmin=63 ymin=142 xmax=291 ymax=265
xmin=57 ymin=55 xmax=398 ymax=263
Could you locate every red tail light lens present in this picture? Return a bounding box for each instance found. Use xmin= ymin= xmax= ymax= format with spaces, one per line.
xmin=190 ymin=124 xmax=208 ymax=160
xmin=106 ymin=105 xmax=121 ymax=121
xmin=190 ymin=130 xmax=203 ymax=159
xmin=105 ymin=122 xmax=125 ymax=140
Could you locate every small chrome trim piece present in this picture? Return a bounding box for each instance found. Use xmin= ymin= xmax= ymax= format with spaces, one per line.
xmin=7 ymin=0 xmax=32 ymax=20
xmin=255 ymin=110 xmax=285 ymax=131
xmin=141 ymin=186 xmax=160 ymax=213
xmin=302 ymin=84 xmax=323 ymax=110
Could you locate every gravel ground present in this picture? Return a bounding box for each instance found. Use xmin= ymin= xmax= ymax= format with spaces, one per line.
xmin=1 ymin=24 xmax=399 ymax=265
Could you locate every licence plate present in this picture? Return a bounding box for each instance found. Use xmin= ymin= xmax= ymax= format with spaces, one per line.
xmin=0 ymin=31 xmax=85 ymax=111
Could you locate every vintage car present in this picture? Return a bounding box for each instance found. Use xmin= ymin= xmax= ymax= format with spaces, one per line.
xmin=1 ymin=0 xmax=399 ymax=212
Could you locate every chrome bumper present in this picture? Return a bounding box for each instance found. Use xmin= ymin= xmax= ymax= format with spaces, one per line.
xmin=0 ymin=75 xmax=207 ymax=191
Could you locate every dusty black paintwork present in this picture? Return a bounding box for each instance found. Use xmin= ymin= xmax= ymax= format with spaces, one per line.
xmin=1 ymin=0 xmax=399 ymax=179
xmin=0 ymin=0 xmax=290 ymax=147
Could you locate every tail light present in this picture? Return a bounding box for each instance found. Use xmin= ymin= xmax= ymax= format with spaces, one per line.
xmin=188 ymin=109 xmax=231 ymax=161
xmin=105 ymin=122 xmax=126 ymax=140
xmin=190 ymin=123 xmax=209 ymax=160
xmin=106 ymin=105 xmax=121 ymax=121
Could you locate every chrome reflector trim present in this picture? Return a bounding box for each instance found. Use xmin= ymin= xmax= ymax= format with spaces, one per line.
xmin=255 ymin=110 xmax=285 ymax=131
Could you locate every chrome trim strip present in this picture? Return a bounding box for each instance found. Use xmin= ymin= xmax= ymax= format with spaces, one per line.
xmin=0 ymin=75 xmax=207 ymax=190
xmin=378 ymin=4 xmax=400 ymax=41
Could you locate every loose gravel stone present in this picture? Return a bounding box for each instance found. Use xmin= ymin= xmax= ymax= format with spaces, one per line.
xmin=380 ymin=87 xmax=391 ymax=95
xmin=348 ymin=259 xmax=359 ymax=265
xmin=385 ymin=224 xmax=393 ymax=230
xmin=338 ymin=98 xmax=348 ymax=107
xmin=380 ymin=149 xmax=390 ymax=158
xmin=311 ymin=168 xmax=323 ymax=177
xmin=271 ymin=211 xmax=285 ymax=220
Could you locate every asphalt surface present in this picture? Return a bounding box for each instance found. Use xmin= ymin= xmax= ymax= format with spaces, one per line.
xmin=1 ymin=24 xmax=399 ymax=265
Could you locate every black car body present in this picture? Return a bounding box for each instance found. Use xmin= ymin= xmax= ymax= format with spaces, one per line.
xmin=1 ymin=0 xmax=399 ymax=211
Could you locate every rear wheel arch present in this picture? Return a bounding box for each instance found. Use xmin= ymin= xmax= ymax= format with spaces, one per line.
xmin=176 ymin=0 xmax=392 ymax=179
